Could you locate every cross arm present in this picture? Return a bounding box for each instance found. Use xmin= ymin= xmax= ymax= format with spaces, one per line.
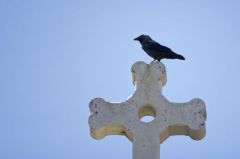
xmin=88 ymin=98 xmax=133 ymax=140
xmin=159 ymin=98 xmax=207 ymax=142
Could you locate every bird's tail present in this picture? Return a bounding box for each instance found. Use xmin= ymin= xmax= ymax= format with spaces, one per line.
xmin=175 ymin=54 xmax=185 ymax=60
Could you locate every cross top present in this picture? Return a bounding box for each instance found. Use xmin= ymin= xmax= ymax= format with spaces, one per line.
xmin=88 ymin=61 xmax=207 ymax=159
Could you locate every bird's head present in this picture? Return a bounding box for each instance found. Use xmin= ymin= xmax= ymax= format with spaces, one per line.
xmin=134 ymin=34 xmax=152 ymax=43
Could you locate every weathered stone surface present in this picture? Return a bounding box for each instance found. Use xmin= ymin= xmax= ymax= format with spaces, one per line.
xmin=88 ymin=61 xmax=206 ymax=159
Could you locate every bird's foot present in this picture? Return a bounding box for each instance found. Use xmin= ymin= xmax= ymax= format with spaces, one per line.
xmin=150 ymin=60 xmax=156 ymax=64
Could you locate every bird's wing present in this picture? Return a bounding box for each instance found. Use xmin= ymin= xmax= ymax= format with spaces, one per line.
xmin=148 ymin=41 xmax=173 ymax=53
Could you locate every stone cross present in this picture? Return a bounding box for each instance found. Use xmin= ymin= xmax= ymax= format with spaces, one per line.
xmin=88 ymin=61 xmax=207 ymax=159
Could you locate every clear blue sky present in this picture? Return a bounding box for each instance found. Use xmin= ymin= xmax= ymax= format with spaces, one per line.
xmin=1 ymin=0 xmax=240 ymax=158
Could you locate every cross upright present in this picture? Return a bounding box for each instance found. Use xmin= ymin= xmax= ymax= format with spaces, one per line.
xmin=88 ymin=61 xmax=207 ymax=159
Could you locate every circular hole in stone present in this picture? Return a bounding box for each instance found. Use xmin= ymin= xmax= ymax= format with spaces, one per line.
xmin=138 ymin=105 xmax=156 ymax=123
xmin=140 ymin=115 xmax=155 ymax=122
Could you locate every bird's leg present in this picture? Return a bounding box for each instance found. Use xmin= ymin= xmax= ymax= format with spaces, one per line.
xmin=150 ymin=59 xmax=156 ymax=64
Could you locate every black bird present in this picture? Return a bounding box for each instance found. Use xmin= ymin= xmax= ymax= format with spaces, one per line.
xmin=134 ymin=34 xmax=185 ymax=61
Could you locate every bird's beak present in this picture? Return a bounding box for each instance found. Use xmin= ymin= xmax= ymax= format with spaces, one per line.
xmin=134 ymin=37 xmax=139 ymax=41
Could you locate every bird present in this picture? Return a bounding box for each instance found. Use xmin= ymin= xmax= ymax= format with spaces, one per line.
xmin=134 ymin=34 xmax=185 ymax=61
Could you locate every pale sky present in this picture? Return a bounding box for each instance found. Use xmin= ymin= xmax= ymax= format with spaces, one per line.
xmin=1 ymin=0 xmax=240 ymax=158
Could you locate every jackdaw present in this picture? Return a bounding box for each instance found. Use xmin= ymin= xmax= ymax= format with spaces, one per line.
xmin=134 ymin=34 xmax=185 ymax=61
